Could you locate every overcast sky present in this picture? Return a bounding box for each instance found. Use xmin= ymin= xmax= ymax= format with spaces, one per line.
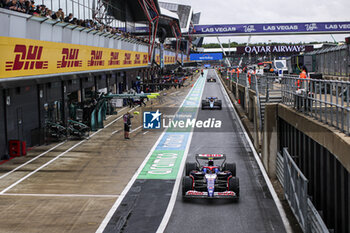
xmin=165 ymin=0 xmax=350 ymax=44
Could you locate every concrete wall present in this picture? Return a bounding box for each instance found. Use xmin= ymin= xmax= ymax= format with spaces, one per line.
xmin=278 ymin=104 xmax=350 ymax=173
xmin=261 ymin=104 xmax=279 ymax=178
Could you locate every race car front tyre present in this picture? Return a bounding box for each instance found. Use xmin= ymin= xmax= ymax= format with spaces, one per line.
xmin=185 ymin=162 xmax=198 ymax=176
xmin=229 ymin=177 xmax=240 ymax=197
xmin=182 ymin=176 xmax=193 ymax=196
xmin=224 ymin=162 xmax=236 ymax=176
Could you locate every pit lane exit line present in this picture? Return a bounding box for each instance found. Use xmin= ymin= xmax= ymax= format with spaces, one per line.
xmin=95 ymin=72 xmax=206 ymax=233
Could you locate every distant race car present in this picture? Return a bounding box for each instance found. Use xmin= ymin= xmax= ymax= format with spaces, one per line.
xmin=182 ymin=154 xmax=239 ymax=200
xmin=207 ymin=77 xmax=216 ymax=82
xmin=201 ymin=97 xmax=222 ymax=110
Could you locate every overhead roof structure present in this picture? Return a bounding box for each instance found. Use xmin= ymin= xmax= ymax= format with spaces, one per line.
xmin=127 ymin=6 xmax=181 ymax=38
xmin=158 ymin=1 xmax=195 ymax=33
xmin=105 ymin=0 xmax=161 ymax=23
xmin=158 ymin=7 xmax=181 ymax=37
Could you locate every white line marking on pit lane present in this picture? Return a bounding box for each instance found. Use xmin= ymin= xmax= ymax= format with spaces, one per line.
xmin=130 ymin=125 xmax=143 ymax=133
xmin=156 ymin=71 xmax=206 ymax=233
xmin=95 ymin=130 xmax=167 ymax=233
xmin=106 ymin=107 xmax=127 ymax=119
xmin=0 ymin=106 xmax=139 ymax=195
xmin=111 ymin=130 xmax=120 ymax=135
xmin=95 ymin=76 xmax=204 ymax=233
xmin=112 ymin=123 xmax=142 ymax=136
xmin=0 ymin=106 xmax=129 ymax=181
xmin=216 ymin=73 xmax=292 ymax=233
xmin=170 ymin=91 xmax=180 ymax=95
xmin=143 ymin=131 xmax=149 ymax=135
xmin=0 ymin=141 xmax=66 ymax=181
xmin=0 ymin=193 xmax=119 ymax=198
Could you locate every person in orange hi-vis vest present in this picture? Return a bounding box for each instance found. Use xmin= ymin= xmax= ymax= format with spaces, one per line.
xmin=248 ymin=68 xmax=256 ymax=86
xmin=236 ymin=68 xmax=240 ymax=79
xmin=296 ymin=66 xmax=308 ymax=90
xmin=294 ymin=66 xmax=310 ymax=111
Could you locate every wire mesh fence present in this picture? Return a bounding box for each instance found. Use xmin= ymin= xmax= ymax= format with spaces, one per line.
xmin=281 ymin=75 xmax=350 ymax=135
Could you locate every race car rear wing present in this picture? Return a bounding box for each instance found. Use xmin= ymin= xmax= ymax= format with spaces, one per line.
xmin=195 ymin=154 xmax=226 ymax=164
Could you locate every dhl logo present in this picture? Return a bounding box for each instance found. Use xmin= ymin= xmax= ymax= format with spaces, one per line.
xmin=5 ymin=44 xmax=48 ymax=71
xmin=142 ymin=54 xmax=148 ymax=64
xmin=57 ymin=48 xmax=82 ymax=68
xmin=123 ymin=53 xmax=132 ymax=65
xmin=164 ymin=56 xmax=175 ymax=63
xmin=108 ymin=52 xmax=120 ymax=66
xmin=134 ymin=54 xmax=141 ymax=64
xmin=88 ymin=50 xmax=104 ymax=67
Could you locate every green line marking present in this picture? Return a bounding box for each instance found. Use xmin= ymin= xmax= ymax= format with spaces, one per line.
xmin=137 ymin=71 xmax=207 ymax=179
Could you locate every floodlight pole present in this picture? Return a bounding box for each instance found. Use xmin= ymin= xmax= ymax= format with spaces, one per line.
xmin=217 ymin=37 xmax=231 ymax=67
xmin=239 ymin=35 xmax=251 ymax=67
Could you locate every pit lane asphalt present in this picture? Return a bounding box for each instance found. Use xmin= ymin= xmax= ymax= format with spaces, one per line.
xmin=102 ymin=69 xmax=286 ymax=233
xmin=163 ymin=69 xmax=286 ymax=233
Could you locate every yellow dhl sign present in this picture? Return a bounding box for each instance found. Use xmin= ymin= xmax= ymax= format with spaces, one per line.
xmin=0 ymin=36 xmax=176 ymax=79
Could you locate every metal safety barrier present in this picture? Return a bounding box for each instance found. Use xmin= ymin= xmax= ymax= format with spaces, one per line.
xmin=281 ymin=75 xmax=350 ymax=135
xmin=276 ymin=151 xmax=284 ymax=188
xmin=234 ymin=72 xmax=350 ymax=136
xmin=237 ymin=73 xmax=248 ymax=86
xmin=277 ymin=148 xmax=329 ymax=233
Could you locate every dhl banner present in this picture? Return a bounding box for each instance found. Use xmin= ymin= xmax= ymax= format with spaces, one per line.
xmin=0 ymin=36 xmax=174 ymax=79
xmin=154 ymin=54 xmax=176 ymax=65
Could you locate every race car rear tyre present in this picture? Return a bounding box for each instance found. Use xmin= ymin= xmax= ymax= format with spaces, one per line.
xmin=185 ymin=162 xmax=198 ymax=176
xmin=229 ymin=177 xmax=240 ymax=197
xmin=217 ymin=100 xmax=222 ymax=110
xmin=224 ymin=163 xmax=236 ymax=176
xmin=182 ymin=176 xmax=193 ymax=196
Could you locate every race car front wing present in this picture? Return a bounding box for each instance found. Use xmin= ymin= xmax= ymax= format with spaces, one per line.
xmin=184 ymin=190 xmax=238 ymax=199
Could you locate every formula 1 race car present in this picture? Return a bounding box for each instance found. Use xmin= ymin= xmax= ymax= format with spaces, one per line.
xmin=182 ymin=154 xmax=239 ymax=200
xmin=207 ymin=77 xmax=216 ymax=82
xmin=201 ymin=97 xmax=222 ymax=110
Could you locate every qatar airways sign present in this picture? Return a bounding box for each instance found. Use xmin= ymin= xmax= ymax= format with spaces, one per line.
xmin=236 ymin=45 xmax=314 ymax=54
xmin=193 ymin=22 xmax=350 ymax=36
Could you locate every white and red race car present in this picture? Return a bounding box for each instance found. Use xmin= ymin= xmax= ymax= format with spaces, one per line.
xmin=182 ymin=154 xmax=239 ymax=200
